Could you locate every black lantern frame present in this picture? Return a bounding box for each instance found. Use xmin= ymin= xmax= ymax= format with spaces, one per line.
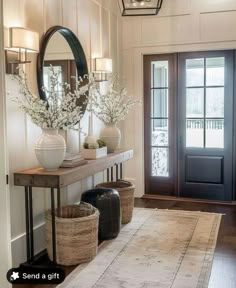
xmin=118 ymin=0 xmax=163 ymax=16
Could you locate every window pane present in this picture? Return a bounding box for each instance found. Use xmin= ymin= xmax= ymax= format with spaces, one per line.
xmin=186 ymin=88 xmax=204 ymax=117
xmin=186 ymin=119 xmax=204 ymax=148
xmin=186 ymin=58 xmax=204 ymax=87
xmin=206 ymin=88 xmax=224 ymax=117
xmin=152 ymin=119 xmax=168 ymax=146
xmin=206 ymin=57 xmax=224 ymax=86
xmin=206 ymin=119 xmax=224 ymax=148
xmin=151 ymin=61 xmax=168 ymax=88
xmin=152 ymin=89 xmax=168 ymax=118
xmin=152 ymin=148 xmax=169 ymax=177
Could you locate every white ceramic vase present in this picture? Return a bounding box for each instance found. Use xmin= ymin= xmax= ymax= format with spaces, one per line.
xmin=35 ymin=128 xmax=66 ymax=171
xmin=100 ymin=123 xmax=121 ymax=153
xmin=84 ymin=113 xmax=98 ymax=148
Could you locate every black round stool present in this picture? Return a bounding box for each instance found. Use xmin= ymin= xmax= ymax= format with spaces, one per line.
xmin=81 ymin=188 xmax=121 ymax=240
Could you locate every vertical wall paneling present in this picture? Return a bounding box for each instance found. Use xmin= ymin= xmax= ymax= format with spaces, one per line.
xmin=117 ymin=14 xmax=122 ymax=76
xmin=90 ymin=0 xmax=101 ymax=68
xmin=110 ymin=12 xmax=118 ymax=74
xmin=158 ymin=0 xmax=191 ymax=17
xmin=45 ymin=0 xmax=63 ymax=29
xmin=200 ymin=11 xmax=236 ymax=42
xmin=43 ymin=0 xmax=46 ymax=33
xmin=197 ymin=0 xmax=236 ymax=13
xmin=62 ymin=0 xmax=77 ymax=32
xmin=77 ymin=0 xmax=91 ymax=68
xmin=101 ymin=7 xmax=109 ymax=57
xmin=3 ymin=0 xmax=25 ymax=27
xmin=141 ymin=15 xmax=198 ymax=45
xmin=25 ymin=0 xmax=44 ymax=34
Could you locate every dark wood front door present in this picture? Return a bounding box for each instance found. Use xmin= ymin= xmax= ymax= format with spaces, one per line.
xmin=178 ymin=51 xmax=233 ymax=201
xmin=144 ymin=51 xmax=234 ymax=201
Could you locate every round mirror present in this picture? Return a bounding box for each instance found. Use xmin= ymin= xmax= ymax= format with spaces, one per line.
xmin=37 ymin=26 xmax=88 ymax=116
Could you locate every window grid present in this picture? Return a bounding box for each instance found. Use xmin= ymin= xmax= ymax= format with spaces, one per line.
xmin=185 ymin=57 xmax=224 ymax=148
xmin=151 ymin=61 xmax=169 ymax=177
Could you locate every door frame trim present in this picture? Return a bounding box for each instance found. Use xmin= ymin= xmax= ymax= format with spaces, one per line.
xmin=0 ymin=0 xmax=12 ymax=285
xmin=143 ymin=50 xmax=235 ymax=201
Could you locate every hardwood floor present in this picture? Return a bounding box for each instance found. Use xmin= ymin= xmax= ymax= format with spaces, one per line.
xmin=13 ymin=198 xmax=236 ymax=288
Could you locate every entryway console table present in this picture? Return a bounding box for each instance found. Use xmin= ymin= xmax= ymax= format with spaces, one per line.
xmin=14 ymin=149 xmax=133 ymax=265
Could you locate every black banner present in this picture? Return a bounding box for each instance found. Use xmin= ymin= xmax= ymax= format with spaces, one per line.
xmin=7 ymin=267 xmax=65 ymax=285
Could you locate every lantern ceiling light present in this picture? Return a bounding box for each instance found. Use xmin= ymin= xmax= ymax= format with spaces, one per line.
xmin=118 ymin=0 xmax=163 ymax=16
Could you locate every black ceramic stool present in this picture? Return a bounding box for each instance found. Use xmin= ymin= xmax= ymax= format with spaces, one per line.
xmin=81 ymin=188 xmax=121 ymax=240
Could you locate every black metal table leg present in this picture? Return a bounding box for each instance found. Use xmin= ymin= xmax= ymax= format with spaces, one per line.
xmin=111 ymin=166 xmax=114 ymax=182
xmin=24 ymin=186 xmax=31 ymax=263
xmin=120 ymin=163 xmax=123 ymax=179
xmin=28 ymin=186 xmax=34 ymax=262
xmin=51 ymin=188 xmax=56 ymax=263
xmin=57 ymin=188 xmax=61 ymax=217
xmin=107 ymin=168 xmax=110 ymax=182
xmin=116 ymin=164 xmax=119 ymax=181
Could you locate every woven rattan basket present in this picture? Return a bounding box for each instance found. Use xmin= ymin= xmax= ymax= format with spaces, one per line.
xmin=45 ymin=202 xmax=99 ymax=266
xmin=96 ymin=180 xmax=135 ymax=224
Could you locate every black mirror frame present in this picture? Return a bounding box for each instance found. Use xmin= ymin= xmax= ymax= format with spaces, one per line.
xmin=37 ymin=25 xmax=89 ymax=111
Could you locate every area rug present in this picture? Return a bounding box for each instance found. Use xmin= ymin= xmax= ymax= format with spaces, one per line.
xmin=58 ymin=208 xmax=222 ymax=288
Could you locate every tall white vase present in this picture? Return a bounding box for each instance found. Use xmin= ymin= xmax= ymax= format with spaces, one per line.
xmin=35 ymin=128 xmax=66 ymax=171
xmin=100 ymin=123 xmax=121 ymax=153
xmin=84 ymin=113 xmax=97 ymax=147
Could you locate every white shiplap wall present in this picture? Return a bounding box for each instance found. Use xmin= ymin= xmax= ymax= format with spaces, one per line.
xmin=122 ymin=0 xmax=236 ymax=198
xmin=3 ymin=0 xmax=121 ymax=266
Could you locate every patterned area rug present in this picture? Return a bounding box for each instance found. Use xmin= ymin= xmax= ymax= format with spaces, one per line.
xmin=58 ymin=208 xmax=222 ymax=288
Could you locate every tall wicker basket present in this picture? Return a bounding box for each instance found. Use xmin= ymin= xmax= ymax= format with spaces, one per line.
xmin=96 ymin=180 xmax=135 ymax=224
xmin=45 ymin=202 xmax=99 ymax=266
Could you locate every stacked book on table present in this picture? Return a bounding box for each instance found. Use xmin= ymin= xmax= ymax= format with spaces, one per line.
xmin=60 ymin=153 xmax=88 ymax=168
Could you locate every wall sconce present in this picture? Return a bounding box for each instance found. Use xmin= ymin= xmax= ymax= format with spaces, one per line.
xmin=93 ymin=58 xmax=113 ymax=82
xmin=5 ymin=27 xmax=39 ymax=74
xmin=117 ymin=0 xmax=163 ymax=16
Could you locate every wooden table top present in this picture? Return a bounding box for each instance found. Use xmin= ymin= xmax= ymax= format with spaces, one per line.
xmin=14 ymin=149 xmax=133 ymax=188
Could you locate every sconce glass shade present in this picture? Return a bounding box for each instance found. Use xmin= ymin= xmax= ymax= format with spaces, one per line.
xmin=5 ymin=27 xmax=39 ymax=73
xmin=7 ymin=27 xmax=39 ymax=53
xmin=93 ymin=58 xmax=113 ymax=82
xmin=118 ymin=0 xmax=163 ymax=16
xmin=94 ymin=58 xmax=113 ymax=73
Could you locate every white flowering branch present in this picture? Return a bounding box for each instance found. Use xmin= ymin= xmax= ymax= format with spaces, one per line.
xmin=12 ymin=66 xmax=88 ymax=130
xmin=87 ymin=75 xmax=141 ymax=125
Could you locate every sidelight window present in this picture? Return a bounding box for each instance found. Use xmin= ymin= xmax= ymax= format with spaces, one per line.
xmin=151 ymin=61 xmax=169 ymax=177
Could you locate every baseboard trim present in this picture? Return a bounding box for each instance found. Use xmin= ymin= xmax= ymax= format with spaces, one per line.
xmin=11 ymin=222 xmax=46 ymax=267
xmin=142 ymin=194 xmax=236 ymax=206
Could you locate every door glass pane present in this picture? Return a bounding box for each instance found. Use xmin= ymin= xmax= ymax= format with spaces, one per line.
xmin=152 ymin=61 xmax=168 ymax=88
xmin=186 ymin=58 xmax=204 ymax=87
xmin=206 ymin=88 xmax=224 ymax=117
xmin=186 ymin=119 xmax=204 ymax=148
xmin=206 ymin=57 xmax=224 ymax=86
xmin=206 ymin=119 xmax=224 ymax=148
xmin=186 ymin=88 xmax=204 ymax=117
xmin=152 ymin=148 xmax=169 ymax=177
xmin=152 ymin=119 xmax=168 ymax=146
xmin=152 ymin=89 xmax=168 ymax=117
